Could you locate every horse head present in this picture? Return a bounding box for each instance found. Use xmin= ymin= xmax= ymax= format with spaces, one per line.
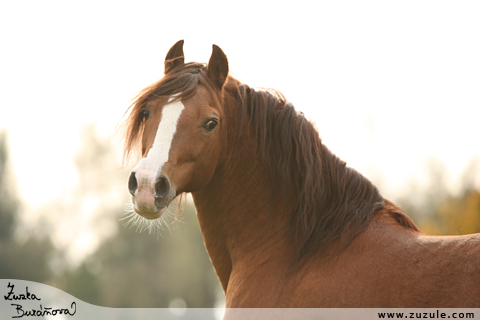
xmin=127 ymin=40 xmax=230 ymax=220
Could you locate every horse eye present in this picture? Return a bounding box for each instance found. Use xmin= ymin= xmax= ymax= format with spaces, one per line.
xmin=142 ymin=110 xmax=150 ymax=120
xmin=204 ymin=119 xmax=218 ymax=131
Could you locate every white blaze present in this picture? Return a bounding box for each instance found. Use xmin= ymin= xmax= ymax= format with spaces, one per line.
xmin=133 ymin=95 xmax=185 ymax=176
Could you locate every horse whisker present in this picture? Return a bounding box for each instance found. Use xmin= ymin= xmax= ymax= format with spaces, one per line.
xmin=121 ymin=200 xmax=182 ymax=238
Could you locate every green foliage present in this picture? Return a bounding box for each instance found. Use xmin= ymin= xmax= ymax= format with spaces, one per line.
xmin=0 ymin=132 xmax=17 ymax=241
xmin=87 ymin=203 xmax=221 ymax=308
xmin=0 ymin=131 xmax=54 ymax=283
xmin=63 ymin=263 xmax=102 ymax=305
xmin=422 ymin=189 xmax=480 ymax=235
xmin=0 ymin=237 xmax=54 ymax=283
xmin=397 ymin=158 xmax=480 ymax=236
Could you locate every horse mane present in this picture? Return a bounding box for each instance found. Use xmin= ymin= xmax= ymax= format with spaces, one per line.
xmin=229 ymin=83 xmax=389 ymax=264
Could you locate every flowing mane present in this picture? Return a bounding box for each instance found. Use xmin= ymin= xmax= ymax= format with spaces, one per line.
xmin=122 ymin=62 xmax=417 ymax=265
xmin=230 ymin=83 xmax=391 ymax=264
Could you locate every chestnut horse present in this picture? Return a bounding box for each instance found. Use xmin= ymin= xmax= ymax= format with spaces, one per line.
xmin=122 ymin=40 xmax=480 ymax=307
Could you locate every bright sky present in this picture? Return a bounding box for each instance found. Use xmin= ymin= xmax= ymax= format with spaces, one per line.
xmin=1 ymin=0 xmax=479 ymax=209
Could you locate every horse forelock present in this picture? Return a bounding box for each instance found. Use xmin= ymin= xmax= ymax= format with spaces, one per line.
xmin=121 ymin=62 xmax=221 ymax=163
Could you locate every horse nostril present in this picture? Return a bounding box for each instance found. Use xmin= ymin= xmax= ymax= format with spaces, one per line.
xmin=128 ymin=172 xmax=137 ymax=196
xmin=155 ymin=175 xmax=171 ymax=200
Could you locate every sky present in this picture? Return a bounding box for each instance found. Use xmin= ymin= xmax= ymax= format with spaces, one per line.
xmin=1 ymin=0 xmax=479 ymax=210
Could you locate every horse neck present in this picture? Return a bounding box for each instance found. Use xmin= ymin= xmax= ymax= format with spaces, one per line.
xmin=191 ymin=94 xmax=292 ymax=291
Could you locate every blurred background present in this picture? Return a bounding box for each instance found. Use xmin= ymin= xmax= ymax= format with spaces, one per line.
xmin=1 ymin=0 xmax=479 ymax=309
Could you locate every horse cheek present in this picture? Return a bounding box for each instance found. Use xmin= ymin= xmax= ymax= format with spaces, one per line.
xmin=190 ymin=148 xmax=221 ymax=191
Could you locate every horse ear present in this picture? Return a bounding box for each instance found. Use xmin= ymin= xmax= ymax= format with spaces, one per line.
xmin=164 ymin=40 xmax=185 ymax=74
xmin=207 ymin=44 xmax=229 ymax=89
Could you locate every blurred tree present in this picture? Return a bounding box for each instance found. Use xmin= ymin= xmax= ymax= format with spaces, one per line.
xmin=48 ymin=125 xmax=124 ymax=303
xmin=397 ymin=158 xmax=480 ymax=236
xmin=435 ymin=189 xmax=480 ymax=235
xmin=63 ymin=262 xmax=102 ymax=305
xmin=40 ymin=124 xmax=123 ymax=270
xmin=396 ymin=159 xmax=448 ymax=232
xmin=90 ymin=200 xmax=221 ymax=308
xmin=0 ymin=131 xmax=18 ymax=241
xmin=0 ymin=131 xmax=54 ymax=282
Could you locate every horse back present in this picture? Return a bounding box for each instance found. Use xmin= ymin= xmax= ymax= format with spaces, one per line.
xmin=291 ymin=212 xmax=480 ymax=307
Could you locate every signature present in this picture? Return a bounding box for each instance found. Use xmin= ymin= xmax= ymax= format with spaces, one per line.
xmin=4 ymin=282 xmax=77 ymax=318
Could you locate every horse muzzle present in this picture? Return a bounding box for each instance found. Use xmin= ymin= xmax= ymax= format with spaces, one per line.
xmin=128 ymin=168 xmax=175 ymax=220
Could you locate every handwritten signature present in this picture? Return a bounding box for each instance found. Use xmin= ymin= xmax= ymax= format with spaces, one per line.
xmin=4 ymin=282 xmax=76 ymax=318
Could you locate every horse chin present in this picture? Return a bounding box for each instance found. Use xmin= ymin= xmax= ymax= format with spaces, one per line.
xmin=133 ymin=206 xmax=168 ymax=220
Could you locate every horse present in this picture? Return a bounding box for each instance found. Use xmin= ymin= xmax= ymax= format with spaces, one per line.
xmin=121 ymin=40 xmax=480 ymax=307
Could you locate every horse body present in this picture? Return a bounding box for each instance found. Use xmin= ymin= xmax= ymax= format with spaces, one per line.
xmin=122 ymin=40 xmax=480 ymax=307
xmin=191 ymin=120 xmax=480 ymax=307
xmin=197 ymin=199 xmax=480 ymax=307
